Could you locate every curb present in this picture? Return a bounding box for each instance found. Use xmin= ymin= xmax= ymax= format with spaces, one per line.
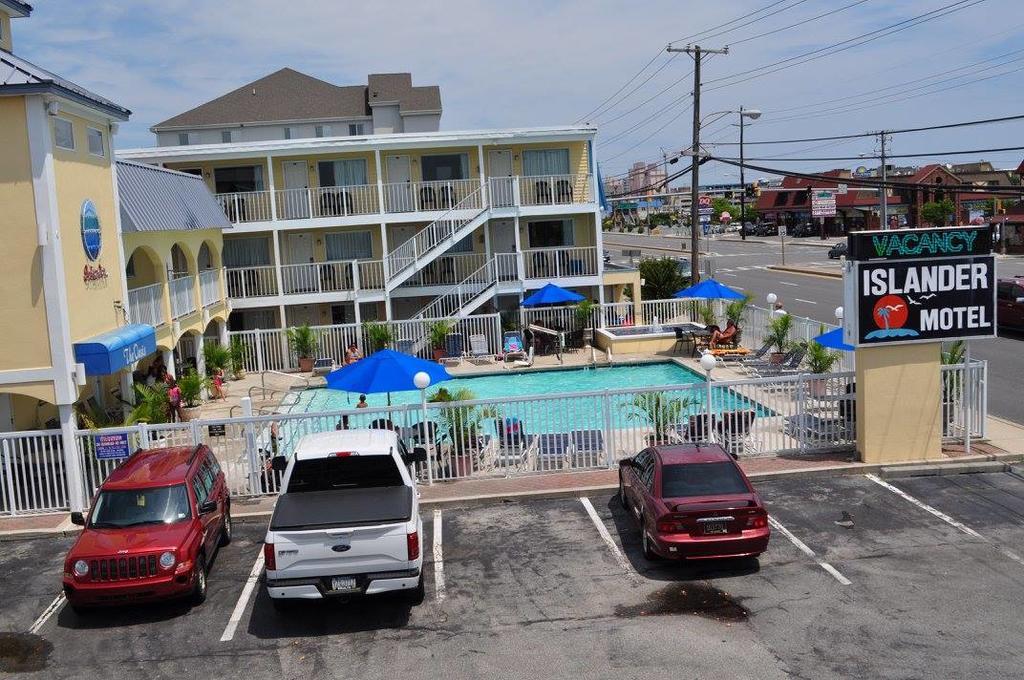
xmin=5 ymin=452 xmax=1023 ymax=541
xmin=719 ymin=237 xmax=841 ymax=249
xmin=765 ymin=264 xmax=842 ymax=280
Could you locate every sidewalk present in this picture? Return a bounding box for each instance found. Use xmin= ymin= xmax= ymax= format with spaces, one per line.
xmin=4 ymin=425 xmax=1022 ymax=540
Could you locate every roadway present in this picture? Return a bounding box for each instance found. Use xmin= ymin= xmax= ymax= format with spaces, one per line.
xmin=604 ymin=232 xmax=1024 ymax=425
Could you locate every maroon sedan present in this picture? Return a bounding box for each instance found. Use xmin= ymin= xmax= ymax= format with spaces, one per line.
xmin=618 ymin=444 xmax=770 ymax=561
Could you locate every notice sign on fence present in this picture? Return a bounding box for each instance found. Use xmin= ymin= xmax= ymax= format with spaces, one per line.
xmin=94 ymin=432 xmax=131 ymax=460
xmin=811 ymin=190 xmax=836 ymax=218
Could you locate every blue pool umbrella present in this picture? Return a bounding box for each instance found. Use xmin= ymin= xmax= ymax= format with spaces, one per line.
xmin=522 ymin=283 xmax=585 ymax=307
xmin=325 ymin=349 xmax=452 ymax=404
xmin=672 ymin=278 xmax=746 ymax=300
xmin=813 ymin=328 xmax=855 ymax=351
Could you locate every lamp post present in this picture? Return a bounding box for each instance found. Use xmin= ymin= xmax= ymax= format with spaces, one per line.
xmin=737 ymin=107 xmax=762 ymax=241
xmin=414 ymin=370 xmax=433 ymax=485
xmin=699 ymin=352 xmax=717 ymax=444
xmin=835 ymin=306 xmax=844 ymax=322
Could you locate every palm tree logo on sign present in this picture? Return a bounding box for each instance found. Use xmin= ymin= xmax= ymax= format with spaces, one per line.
xmin=865 ymin=294 xmax=919 ymax=340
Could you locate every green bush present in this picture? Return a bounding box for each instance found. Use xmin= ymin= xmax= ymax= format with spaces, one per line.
xmin=766 ymin=313 xmax=793 ymax=353
xmin=202 ymin=342 xmax=230 ymax=374
xmin=287 ymin=324 xmax=319 ymax=359
xmin=363 ymin=321 xmax=394 ymax=352
xmin=177 ymin=370 xmax=210 ymax=409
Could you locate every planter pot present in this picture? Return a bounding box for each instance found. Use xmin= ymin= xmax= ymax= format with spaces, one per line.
xmin=232 ymin=369 xmax=246 ymax=381
xmin=432 ymin=348 xmax=446 ymax=362
xmin=808 ymin=378 xmax=829 ymax=398
xmin=181 ymin=406 xmax=202 ymax=422
xmin=769 ymin=352 xmax=786 ymax=365
xmin=452 ymin=454 xmax=474 ymax=477
xmin=298 ymin=357 xmax=314 ymax=373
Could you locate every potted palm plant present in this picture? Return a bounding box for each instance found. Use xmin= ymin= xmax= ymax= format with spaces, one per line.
xmin=622 ymin=392 xmax=694 ymax=445
xmin=202 ymin=342 xmax=230 ymax=376
xmin=698 ymin=303 xmax=718 ymax=328
xmin=287 ymin=324 xmax=318 ymax=373
xmin=805 ymin=327 xmax=843 ymax=397
xmin=229 ymin=337 xmax=247 ymax=380
xmin=765 ymin=313 xmax=793 ymax=364
xmin=363 ymin=321 xmax=394 ymax=353
xmin=428 ymin=319 xmax=454 ymax=362
xmin=724 ymin=295 xmax=751 ymax=327
xmin=574 ymin=299 xmax=596 ymax=345
xmin=941 ymin=339 xmax=965 ymax=431
xmin=177 ymin=370 xmax=210 ymax=421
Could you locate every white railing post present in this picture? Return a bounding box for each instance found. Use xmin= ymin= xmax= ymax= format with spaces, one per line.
xmin=352 ymin=260 xmax=361 ymax=291
xmin=1 ymin=438 xmax=17 ymax=515
xmin=603 ymin=390 xmax=615 ymax=468
xmin=795 ymin=375 xmax=807 ymax=452
xmin=255 ymin=330 xmax=265 ymax=373
xmin=241 ymin=397 xmax=261 ymax=495
xmin=306 ymin=188 xmax=315 ymax=219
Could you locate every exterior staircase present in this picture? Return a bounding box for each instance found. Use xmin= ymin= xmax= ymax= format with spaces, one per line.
xmin=385 ymin=186 xmax=491 ymax=290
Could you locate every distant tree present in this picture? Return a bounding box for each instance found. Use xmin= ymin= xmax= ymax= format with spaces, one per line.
xmin=649 ymin=212 xmax=674 ymax=227
xmin=639 ymin=257 xmax=689 ymax=301
xmin=921 ymin=199 xmax=956 ymax=227
xmin=711 ymin=197 xmax=738 ymax=220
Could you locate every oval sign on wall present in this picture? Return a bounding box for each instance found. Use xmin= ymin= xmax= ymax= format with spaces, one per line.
xmin=80 ymin=199 xmax=101 ymax=261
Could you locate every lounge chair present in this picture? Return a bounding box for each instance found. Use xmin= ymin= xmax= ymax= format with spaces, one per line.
xmin=443 ymin=333 xmax=465 ymax=366
xmin=511 ymin=346 xmax=534 ymax=369
xmin=534 ymin=432 xmax=572 ymax=471
xmin=750 ymin=347 xmax=807 ymax=377
xmin=501 ymin=331 xmax=526 ymax=365
xmin=715 ymin=410 xmax=757 ymax=458
xmin=468 ymin=334 xmax=495 ymax=364
xmin=784 ymin=413 xmax=854 ymax=445
xmin=728 ymin=342 xmax=770 ymax=363
xmin=670 ymin=414 xmax=712 ymax=444
xmin=570 ymin=429 xmax=605 ymax=469
xmin=743 ymin=347 xmax=797 ymax=375
xmin=672 ymin=327 xmax=691 ymax=354
xmin=394 ymin=338 xmax=415 ymax=356
xmin=493 ymin=417 xmax=531 ymax=471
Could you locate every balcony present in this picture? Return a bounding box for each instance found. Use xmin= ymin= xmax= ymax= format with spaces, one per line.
xmin=226 ymin=265 xmax=278 ymax=298
xmin=213 ymin=174 xmax=594 ymax=225
xmin=523 ymin=246 xmax=599 ymax=279
xmin=227 ymin=259 xmax=385 ymax=301
xmin=127 ymin=282 xmax=167 ymax=327
xmin=199 ymin=268 xmax=224 ymax=307
xmin=169 ymin=275 xmax=197 ymax=319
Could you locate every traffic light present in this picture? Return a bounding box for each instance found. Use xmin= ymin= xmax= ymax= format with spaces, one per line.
xmin=745 ymin=181 xmax=761 ymax=199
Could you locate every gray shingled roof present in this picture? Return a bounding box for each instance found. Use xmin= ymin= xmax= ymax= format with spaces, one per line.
xmin=0 ymin=50 xmax=130 ymax=119
xmin=152 ymin=68 xmax=440 ymax=130
xmin=117 ymin=161 xmax=231 ymax=233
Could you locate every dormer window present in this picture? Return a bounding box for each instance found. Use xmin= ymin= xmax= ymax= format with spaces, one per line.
xmin=349 ymin=123 xmax=365 ymax=136
xmin=221 ymin=130 xmax=233 ymax=143
xmin=315 ymin=125 xmax=331 ymax=137
xmin=177 ymin=132 xmax=190 ymax=146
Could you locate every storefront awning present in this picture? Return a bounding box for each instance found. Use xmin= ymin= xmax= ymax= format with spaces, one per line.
xmin=73 ymin=324 xmax=156 ymax=376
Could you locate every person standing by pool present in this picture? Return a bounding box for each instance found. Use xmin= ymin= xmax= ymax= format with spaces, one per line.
xmin=166 ymin=378 xmax=183 ymax=422
xmin=356 ymin=394 xmax=368 ymax=408
xmin=345 ymin=342 xmax=362 ymax=365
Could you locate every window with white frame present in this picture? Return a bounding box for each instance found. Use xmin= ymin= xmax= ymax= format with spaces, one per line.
xmin=177 ymin=132 xmax=190 ymax=146
xmin=522 ymin=148 xmax=570 ymax=176
xmin=348 ymin=123 xmax=365 ymax=136
xmin=221 ymin=130 xmax=233 ymax=143
xmin=325 ymin=231 xmax=373 ymax=261
xmin=284 ymin=127 xmax=293 ymax=140
xmin=315 ymin=124 xmax=331 ymax=137
xmin=87 ymin=127 xmax=104 ymax=156
xmin=317 ymin=159 xmax=368 ymax=187
xmin=53 ymin=117 xmax=75 ymax=150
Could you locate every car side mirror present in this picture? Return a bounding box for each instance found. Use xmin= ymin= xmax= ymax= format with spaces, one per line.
xmin=270 ymin=456 xmax=288 ymax=473
xmin=70 ymin=511 xmax=85 ymax=526
xmin=618 ymin=458 xmax=635 ymax=468
xmin=199 ymin=500 xmax=218 ymax=515
xmin=403 ymin=447 xmax=428 ymax=465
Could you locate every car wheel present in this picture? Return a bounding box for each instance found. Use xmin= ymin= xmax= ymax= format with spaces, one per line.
xmin=271 ymin=597 xmax=291 ymax=613
xmin=191 ymin=553 xmax=208 ymax=605
xmin=618 ymin=474 xmax=629 ymax=510
xmin=641 ymin=521 xmax=660 ymax=561
xmin=405 ymin=573 xmax=426 ymax=605
xmin=219 ymin=507 xmax=233 ymax=547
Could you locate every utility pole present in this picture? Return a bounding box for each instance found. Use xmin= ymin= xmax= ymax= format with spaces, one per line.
xmin=878 ymin=131 xmax=890 ymax=230
xmin=739 ymin=107 xmax=747 ymax=241
xmin=667 ymin=44 xmax=728 ymax=283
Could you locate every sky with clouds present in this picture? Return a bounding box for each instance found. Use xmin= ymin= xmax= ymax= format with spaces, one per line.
xmin=12 ymin=0 xmax=1024 ymax=184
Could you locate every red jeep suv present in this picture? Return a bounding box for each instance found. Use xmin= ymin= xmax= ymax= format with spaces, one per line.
xmin=63 ymin=445 xmax=231 ymax=612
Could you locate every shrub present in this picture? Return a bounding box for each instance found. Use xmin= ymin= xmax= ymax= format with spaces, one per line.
xmin=286 ymin=324 xmax=318 ymax=359
xmin=363 ymin=321 xmax=394 ymax=352
xmin=177 ymin=370 xmax=210 ymax=409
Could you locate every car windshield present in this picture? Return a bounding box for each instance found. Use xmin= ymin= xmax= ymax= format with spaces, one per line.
xmin=287 ymin=455 xmax=403 ymax=492
xmin=660 ymin=462 xmax=749 ymax=498
xmin=89 ymin=485 xmax=192 ymax=528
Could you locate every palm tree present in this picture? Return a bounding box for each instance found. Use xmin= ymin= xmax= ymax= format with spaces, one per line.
xmin=876 ymin=306 xmax=891 ymax=331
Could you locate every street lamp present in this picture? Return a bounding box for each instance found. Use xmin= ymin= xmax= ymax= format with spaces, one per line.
xmin=737 ymin=107 xmax=762 ymax=241
xmin=835 ymin=306 xmax=844 ymax=321
xmin=699 ymin=352 xmax=718 ymax=443
xmin=414 ymin=371 xmax=433 ymax=485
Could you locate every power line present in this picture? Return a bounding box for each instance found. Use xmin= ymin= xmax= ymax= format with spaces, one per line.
xmin=601 ymin=103 xmax=694 ymax=162
xmin=574 ymin=50 xmax=667 ymax=124
xmin=581 ymin=53 xmax=681 ymax=124
xmin=606 ymin=161 xmax=699 ymax=199
xmin=673 ymin=0 xmax=813 ymax=45
xmin=704 ymin=0 xmax=986 ymax=91
xmin=594 ymin=69 xmax=692 ymax=127
xmin=726 ymin=0 xmax=870 ymax=46
xmin=669 ymin=0 xmax=798 ymax=44
xmin=718 ymin=145 xmax=1024 ymax=162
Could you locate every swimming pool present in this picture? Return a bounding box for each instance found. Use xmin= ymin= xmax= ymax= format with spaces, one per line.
xmin=281 ymin=362 xmax=768 ymax=437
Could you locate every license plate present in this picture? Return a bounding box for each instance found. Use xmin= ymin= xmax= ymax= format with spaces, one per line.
xmin=703 ymin=521 xmax=728 ymax=535
xmin=330 ymin=576 xmax=357 ymax=592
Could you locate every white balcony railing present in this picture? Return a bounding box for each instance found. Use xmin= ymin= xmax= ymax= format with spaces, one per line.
xmin=382 ymin=179 xmax=481 ymax=213
xmin=519 ymin=174 xmax=591 ymax=206
xmin=400 ymin=252 xmax=487 ymax=288
xmin=358 ymin=260 xmax=386 ymax=290
xmin=281 ymin=260 xmax=355 ymax=295
xmin=274 ymin=185 xmax=380 ymax=220
xmin=226 ymin=265 xmax=278 ymax=298
xmin=523 ymin=246 xmax=599 ymax=279
xmin=169 ymin=275 xmax=197 ymax=319
xmin=127 ymin=282 xmax=166 ymax=327
xmin=216 ymin=190 xmax=274 ymax=223
xmin=494 ymin=252 xmax=519 ymax=282
xmin=199 ymin=268 xmax=223 ymax=307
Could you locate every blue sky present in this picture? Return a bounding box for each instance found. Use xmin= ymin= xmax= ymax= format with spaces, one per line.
xmin=12 ymin=0 xmax=1024 ymax=183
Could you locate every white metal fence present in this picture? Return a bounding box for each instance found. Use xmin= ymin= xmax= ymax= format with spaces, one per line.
xmin=0 ymin=361 xmax=990 ymax=515
xmin=199 ymin=268 xmax=223 ymax=307
xmin=128 ymin=283 xmax=166 ymax=327
xmin=169 ymin=275 xmax=197 ymax=319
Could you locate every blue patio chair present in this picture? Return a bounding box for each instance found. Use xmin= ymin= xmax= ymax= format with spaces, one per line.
xmin=570 ymin=429 xmax=605 ymax=468
xmin=534 ymin=432 xmax=572 ymax=471
xmin=443 ymin=333 xmax=465 ymax=366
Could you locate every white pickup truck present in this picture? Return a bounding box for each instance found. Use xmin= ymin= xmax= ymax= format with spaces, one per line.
xmin=262 ymin=429 xmax=427 ymax=609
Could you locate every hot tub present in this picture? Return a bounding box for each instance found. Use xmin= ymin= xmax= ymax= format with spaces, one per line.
xmin=594 ymin=323 xmax=706 ymax=356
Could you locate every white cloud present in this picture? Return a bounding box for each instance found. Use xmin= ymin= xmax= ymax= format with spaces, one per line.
xmin=12 ymin=0 xmax=1024 ymax=181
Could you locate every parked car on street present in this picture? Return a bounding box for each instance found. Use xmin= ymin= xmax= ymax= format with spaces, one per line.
xmin=618 ymin=444 xmax=770 ymax=561
xmin=828 ymin=242 xmax=848 ymax=259
xmin=62 ymin=445 xmax=231 ymax=613
xmin=263 ymin=429 xmax=428 ymax=609
xmin=790 ymin=222 xmax=817 ymax=238
xmin=997 ymin=277 xmax=1024 ymax=330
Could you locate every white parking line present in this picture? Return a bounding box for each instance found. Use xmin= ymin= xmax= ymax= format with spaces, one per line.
xmin=719 ymin=272 xmax=738 ymax=277
xmin=778 ymin=281 xmax=799 ymax=287
xmin=768 ymin=517 xmax=852 ymax=586
xmin=865 ymin=474 xmax=1024 ymax=567
xmin=28 ymin=593 xmax=66 ymax=634
xmin=220 ymin=550 xmax=264 ymax=643
xmin=793 ymin=298 xmax=818 ymax=304
xmin=580 ymin=497 xmax=634 ymax=577
xmin=433 ymin=509 xmax=446 ymax=601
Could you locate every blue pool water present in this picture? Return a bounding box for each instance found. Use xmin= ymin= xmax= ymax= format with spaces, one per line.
xmin=279 ymin=363 xmax=768 ymax=441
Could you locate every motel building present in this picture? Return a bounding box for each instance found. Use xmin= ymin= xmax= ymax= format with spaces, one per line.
xmin=118 ymin=68 xmax=639 ymax=353
xmin=0 ymin=2 xmax=231 ymax=509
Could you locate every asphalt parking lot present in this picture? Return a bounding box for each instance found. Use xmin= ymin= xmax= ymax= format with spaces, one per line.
xmin=4 ymin=469 xmax=1024 ymax=679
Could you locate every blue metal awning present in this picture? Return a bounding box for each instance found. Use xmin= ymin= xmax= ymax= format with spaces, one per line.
xmin=73 ymin=324 xmax=157 ymax=376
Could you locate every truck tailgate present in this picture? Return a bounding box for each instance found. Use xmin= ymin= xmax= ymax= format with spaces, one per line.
xmin=270 ymin=486 xmax=412 ymax=531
